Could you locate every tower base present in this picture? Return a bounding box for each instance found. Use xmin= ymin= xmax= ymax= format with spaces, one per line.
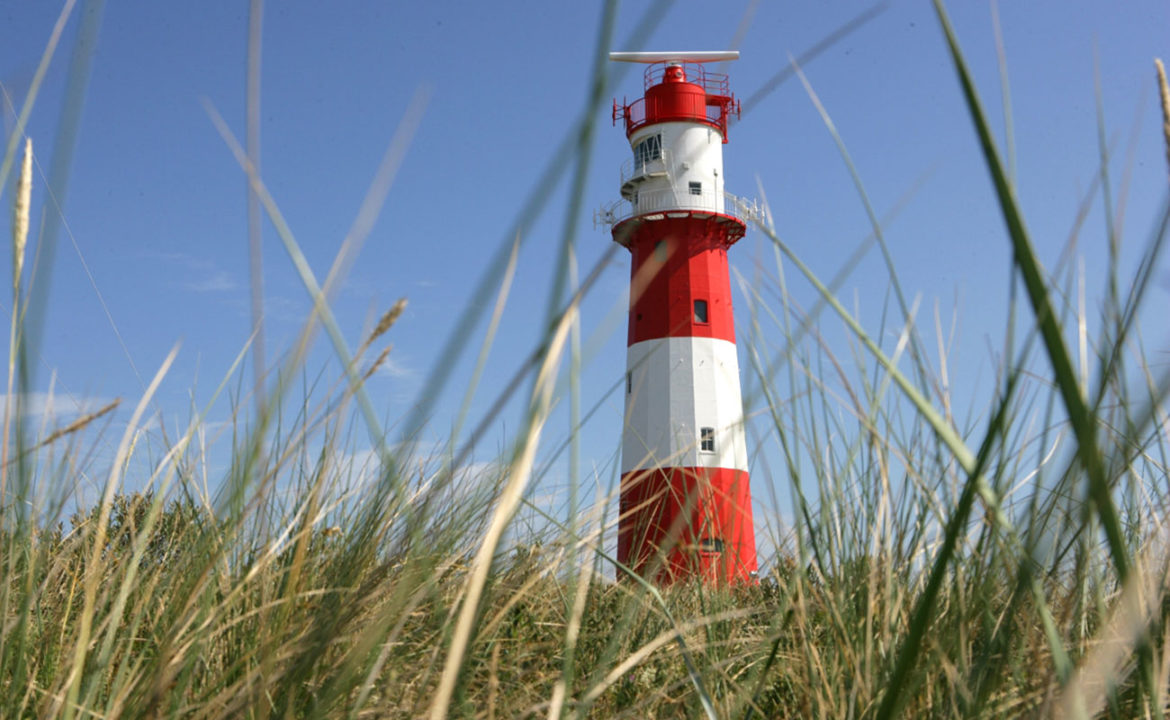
xmin=617 ymin=466 xmax=758 ymax=584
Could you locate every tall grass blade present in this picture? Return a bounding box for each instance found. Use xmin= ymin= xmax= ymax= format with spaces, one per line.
xmin=874 ymin=369 xmax=1022 ymax=720
xmin=1157 ymin=59 xmax=1170 ymax=181
xmin=518 ymin=495 xmax=719 ymax=720
xmin=60 ymin=344 xmax=177 ymax=720
xmin=203 ymin=103 xmax=395 ymax=471
xmin=21 ymin=0 xmax=104 ymax=376
xmin=738 ymin=4 xmax=886 ymax=118
xmin=931 ymin=0 xmax=1130 ymax=581
xmin=788 ymin=57 xmax=935 ymax=400
xmin=428 ymin=280 xmax=578 ymax=720
xmin=0 ymin=1 xmax=76 ymax=200
xmin=245 ymin=0 xmax=266 ymax=420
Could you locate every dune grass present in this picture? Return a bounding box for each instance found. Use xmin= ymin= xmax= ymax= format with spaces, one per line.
xmin=3 ymin=2 xmax=1170 ymax=717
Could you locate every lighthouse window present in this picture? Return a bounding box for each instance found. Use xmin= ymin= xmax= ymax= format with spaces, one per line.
xmin=699 ymin=537 xmax=724 ymax=554
xmin=693 ymin=299 xmax=709 ymax=324
xmin=654 ymin=240 xmax=667 ymax=262
xmin=626 ymin=371 xmax=632 ymax=395
xmin=632 ymin=134 xmax=662 ymax=171
xmin=700 ymin=427 xmax=715 ymax=453
xmin=689 ymin=181 xmax=702 ymax=196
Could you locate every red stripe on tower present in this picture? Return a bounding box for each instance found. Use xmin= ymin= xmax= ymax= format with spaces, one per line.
xmin=605 ymin=52 xmax=758 ymax=585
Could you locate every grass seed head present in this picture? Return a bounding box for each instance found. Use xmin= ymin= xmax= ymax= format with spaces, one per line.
xmin=368 ymin=297 xmax=408 ymax=347
xmin=37 ymin=398 xmax=121 ymax=450
xmin=356 ymin=297 xmax=407 ymax=360
xmin=12 ymin=138 xmax=32 ymax=289
xmin=363 ymin=345 xmax=392 ymax=381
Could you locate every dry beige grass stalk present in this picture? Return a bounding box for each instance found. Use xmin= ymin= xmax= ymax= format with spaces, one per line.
xmin=33 ymin=398 xmax=120 ymax=453
xmin=362 ymin=345 xmax=392 ymax=381
xmin=1 ymin=137 xmax=32 ymax=501
xmin=1052 ymin=545 xmax=1170 ymax=718
xmin=428 ymin=289 xmax=577 ymax=720
xmin=1157 ymin=58 xmax=1170 ymax=183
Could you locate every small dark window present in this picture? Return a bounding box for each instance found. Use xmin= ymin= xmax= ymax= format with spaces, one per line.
xmin=689 ymin=181 xmax=702 ymax=196
xmin=654 ymin=240 xmax=667 ymax=262
xmin=626 ymin=372 xmax=632 ymax=395
xmin=700 ymin=427 xmax=715 ymax=452
xmin=694 ymin=299 xmax=709 ymax=324
xmin=698 ymin=537 xmax=724 ymax=554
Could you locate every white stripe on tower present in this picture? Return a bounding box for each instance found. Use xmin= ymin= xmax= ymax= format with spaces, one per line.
xmin=621 ymin=337 xmax=748 ymax=474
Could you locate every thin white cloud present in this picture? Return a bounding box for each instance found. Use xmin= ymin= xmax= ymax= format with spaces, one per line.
xmin=374 ymin=353 xmax=415 ymax=379
xmin=0 ymin=391 xmax=112 ymax=420
xmin=185 ymin=270 xmax=236 ymax=293
xmin=147 ymin=251 xmax=238 ymax=294
xmin=142 ymin=251 xmax=215 ymax=271
xmin=260 ymin=295 xmax=308 ymax=324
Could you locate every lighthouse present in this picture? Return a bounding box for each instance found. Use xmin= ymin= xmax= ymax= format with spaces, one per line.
xmin=604 ymin=51 xmax=758 ymax=584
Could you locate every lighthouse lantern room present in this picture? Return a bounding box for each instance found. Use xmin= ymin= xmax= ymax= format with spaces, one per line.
xmin=605 ymin=51 xmax=758 ymax=584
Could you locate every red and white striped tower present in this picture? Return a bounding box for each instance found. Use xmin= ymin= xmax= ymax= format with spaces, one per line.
xmin=605 ymin=51 xmax=758 ymax=584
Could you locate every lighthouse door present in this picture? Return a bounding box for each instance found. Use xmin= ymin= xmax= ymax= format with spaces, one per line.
xmin=697 ymin=536 xmax=724 ymax=581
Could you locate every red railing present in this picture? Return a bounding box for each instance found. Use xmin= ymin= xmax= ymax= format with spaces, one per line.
xmin=619 ymin=97 xmax=734 ymax=137
xmin=641 ymin=61 xmax=729 ymax=96
xmin=612 ymin=61 xmax=740 ymax=141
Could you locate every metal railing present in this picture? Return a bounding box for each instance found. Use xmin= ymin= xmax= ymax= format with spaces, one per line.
xmin=612 ymin=61 xmax=741 ymax=140
xmin=596 ymin=190 xmax=761 ymax=228
xmin=620 ymin=149 xmax=673 ymax=188
xmin=621 ymin=97 xmax=729 ymax=137
xmin=641 ymin=61 xmax=730 ymax=96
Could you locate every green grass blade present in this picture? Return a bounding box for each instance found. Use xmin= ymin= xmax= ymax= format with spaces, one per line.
xmin=931 ymin=0 xmax=1130 ymax=583
xmin=518 ymin=496 xmax=720 ymax=720
xmin=203 ymin=102 xmax=396 ymax=478
xmin=756 ymin=224 xmax=981 ymax=483
xmin=0 ymin=0 xmax=76 ymax=201
xmin=874 ymin=368 xmax=1022 ymax=720
xmin=789 ymin=57 xmax=935 ymax=401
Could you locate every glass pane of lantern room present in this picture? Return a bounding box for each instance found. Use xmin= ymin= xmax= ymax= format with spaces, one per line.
xmin=633 ymin=134 xmax=661 ymax=171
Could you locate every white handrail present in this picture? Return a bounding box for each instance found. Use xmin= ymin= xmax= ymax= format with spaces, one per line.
xmin=620 ymin=149 xmax=673 ymax=188
xmin=597 ymin=190 xmax=760 ymax=227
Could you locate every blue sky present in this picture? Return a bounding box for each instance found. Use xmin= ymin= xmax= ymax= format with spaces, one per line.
xmin=3 ymin=1 xmax=1169 ymax=549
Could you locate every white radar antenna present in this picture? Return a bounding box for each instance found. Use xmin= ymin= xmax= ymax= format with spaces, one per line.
xmin=608 ymin=51 xmax=739 ymax=64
